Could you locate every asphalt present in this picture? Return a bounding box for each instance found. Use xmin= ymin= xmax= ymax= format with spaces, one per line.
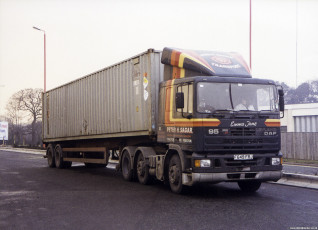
xmin=1 ymin=146 xmax=318 ymax=189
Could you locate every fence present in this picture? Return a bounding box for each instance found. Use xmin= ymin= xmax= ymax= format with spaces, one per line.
xmin=281 ymin=132 xmax=318 ymax=160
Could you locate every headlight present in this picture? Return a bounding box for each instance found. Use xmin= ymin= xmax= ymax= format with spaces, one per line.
xmin=194 ymin=159 xmax=211 ymax=167
xmin=271 ymin=158 xmax=281 ymax=165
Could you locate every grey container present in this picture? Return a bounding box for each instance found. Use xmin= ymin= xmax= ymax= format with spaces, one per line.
xmin=43 ymin=49 xmax=163 ymax=142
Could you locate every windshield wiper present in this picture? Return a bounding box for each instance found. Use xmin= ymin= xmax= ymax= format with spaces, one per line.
xmin=235 ymin=109 xmax=258 ymax=112
xmin=213 ymin=109 xmax=233 ymax=113
xmin=208 ymin=109 xmax=233 ymax=118
xmin=258 ymin=110 xmax=276 ymax=114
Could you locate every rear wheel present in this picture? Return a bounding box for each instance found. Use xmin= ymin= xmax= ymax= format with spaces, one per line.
xmin=121 ymin=150 xmax=133 ymax=181
xmin=136 ymin=153 xmax=150 ymax=185
xmin=47 ymin=144 xmax=55 ymax=168
xmin=238 ymin=181 xmax=262 ymax=193
xmin=55 ymin=145 xmax=71 ymax=169
xmin=168 ymin=154 xmax=183 ymax=194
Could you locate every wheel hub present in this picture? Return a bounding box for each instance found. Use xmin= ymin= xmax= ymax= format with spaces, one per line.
xmin=137 ymin=161 xmax=145 ymax=177
xmin=169 ymin=165 xmax=180 ymax=185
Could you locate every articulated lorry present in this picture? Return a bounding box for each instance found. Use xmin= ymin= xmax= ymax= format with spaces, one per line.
xmin=43 ymin=47 xmax=284 ymax=193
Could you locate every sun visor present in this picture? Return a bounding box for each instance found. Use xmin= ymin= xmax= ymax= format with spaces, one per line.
xmin=161 ymin=47 xmax=251 ymax=78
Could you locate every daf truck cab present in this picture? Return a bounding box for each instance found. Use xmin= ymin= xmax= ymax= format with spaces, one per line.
xmin=153 ymin=48 xmax=284 ymax=193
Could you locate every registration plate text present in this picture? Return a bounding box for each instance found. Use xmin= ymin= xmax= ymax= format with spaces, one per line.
xmin=234 ymin=154 xmax=253 ymax=160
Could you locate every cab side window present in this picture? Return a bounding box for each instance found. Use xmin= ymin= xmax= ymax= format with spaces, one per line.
xmin=175 ymin=84 xmax=193 ymax=118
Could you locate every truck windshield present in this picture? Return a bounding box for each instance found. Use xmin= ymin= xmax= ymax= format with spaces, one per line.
xmin=197 ymin=82 xmax=278 ymax=113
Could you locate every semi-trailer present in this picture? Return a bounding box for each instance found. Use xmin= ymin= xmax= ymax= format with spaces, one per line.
xmin=43 ymin=47 xmax=284 ymax=193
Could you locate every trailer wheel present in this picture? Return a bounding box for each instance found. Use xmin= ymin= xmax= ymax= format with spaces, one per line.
xmin=121 ymin=150 xmax=133 ymax=181
xmin=47 ymin=144 xmax=55 ymax=168
xmin=136 ymin=153 xmax=150 ymax=185
xmin=238 ymin=181 xmax=262 ymax=193
xmin=55 ymin=145 xmax=67 ymax=169
xmin=168 ymin=154 xmax=183 ymax=194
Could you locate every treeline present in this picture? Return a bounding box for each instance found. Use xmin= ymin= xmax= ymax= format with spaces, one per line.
xmin=280 ymin=80 xmax=318 ymax=104
xmin=0 ymin=121 xmax=42 ymax=147
xmin=1 ymin=88 xmax=42 ymax=147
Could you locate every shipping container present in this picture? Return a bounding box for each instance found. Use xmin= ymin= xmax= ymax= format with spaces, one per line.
xmin=43 ymin=49 xmax=163 ymax=142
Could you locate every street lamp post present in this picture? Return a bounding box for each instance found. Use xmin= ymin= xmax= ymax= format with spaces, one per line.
xmin=33 ymin=26 xmax=46 ymax=93
xmin=249 ymin=0 xmax=252 ymax=71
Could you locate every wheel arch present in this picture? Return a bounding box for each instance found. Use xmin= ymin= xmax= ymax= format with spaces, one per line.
xmin=133 ymin=147 xmax=156 ymax=174
xmin=133 ymin=147 xmax=156 ymax=164
xmin=164 ymin=144 xmax=187 ymax=183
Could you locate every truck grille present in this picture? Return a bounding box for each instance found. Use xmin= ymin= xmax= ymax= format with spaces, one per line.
xmin=230 ymin=128 xmax=256 ymax=136
xmin=224 ymin=158 xmax=258 ymax=167
xmin=203 ymin=127 xmax=280 ymax=152
xmin=224 ymin=138 xmax=263 ymax=145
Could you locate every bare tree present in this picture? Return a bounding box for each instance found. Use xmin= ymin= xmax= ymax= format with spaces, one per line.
xmin=6 ymin=88 xmax=42 ymax=146
xmin=6 ymin=95 xmax=23 ymax=126
xmin=5 ymin=95 xmax=24 ymax=146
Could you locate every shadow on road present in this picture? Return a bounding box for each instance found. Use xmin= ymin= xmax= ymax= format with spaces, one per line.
xmin=54 ymin=165 xmax=263 ymax=199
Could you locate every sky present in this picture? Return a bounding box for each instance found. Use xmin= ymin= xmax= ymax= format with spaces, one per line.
xmin=1 ymin=0 xmax=318 ymax=117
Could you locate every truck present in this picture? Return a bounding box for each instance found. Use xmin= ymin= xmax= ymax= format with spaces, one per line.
xmin=43 ymin=47 xmax=284 ymax=193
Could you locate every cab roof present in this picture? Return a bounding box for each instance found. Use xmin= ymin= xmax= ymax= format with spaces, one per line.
xmin=161 ymin=47 xmax=252 ymax=78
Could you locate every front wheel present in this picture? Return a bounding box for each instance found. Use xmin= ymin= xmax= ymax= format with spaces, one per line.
xmin=238 ymin=181 xmax=262 ymax=193
xmin=168 ymin=154 xmax=183 ymax=194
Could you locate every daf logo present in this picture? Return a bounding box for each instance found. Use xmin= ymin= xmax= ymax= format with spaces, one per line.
xmin=264 ymin=131 xmax=277 ymax=136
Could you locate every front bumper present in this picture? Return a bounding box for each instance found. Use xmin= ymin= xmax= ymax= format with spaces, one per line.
xmin=182 ymin=170 xmax=282 ymax=186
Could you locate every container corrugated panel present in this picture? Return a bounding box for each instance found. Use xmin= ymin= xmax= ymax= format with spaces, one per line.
xmin=43 ymin=50 xmax=163 ymax=142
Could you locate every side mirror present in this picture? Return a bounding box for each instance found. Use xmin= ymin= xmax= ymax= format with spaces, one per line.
xmin=278 ymin=88 xmax=284 ymax=97
xmin=277 ymin=86 xmax=285 ymax=118
xmin=278 ymin=88 xmax=284 ymax=112
xmin=279 ymin=95 xmax=284 ymax=112
xmin=176 ymin=92 xmax=184 ymax=109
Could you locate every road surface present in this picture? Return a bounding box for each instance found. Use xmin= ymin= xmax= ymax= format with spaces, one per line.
xmin=1 ymin=150 xmax=317 ymax=230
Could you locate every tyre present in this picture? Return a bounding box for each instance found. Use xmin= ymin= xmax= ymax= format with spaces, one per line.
xmin=47 ymin=144 xmax=56 ymax=168
xmin=55 ymin=144 xmax=67 ymax=169
xmin=136 ymin=153 xmax=150 ymax=185
xmin=168 ymin=154 xmax=183 ymax=194
xmin=121 ymin=150 xmax=133 ymax=181
xmin=238 ymin=180 xmax=262 ymax=193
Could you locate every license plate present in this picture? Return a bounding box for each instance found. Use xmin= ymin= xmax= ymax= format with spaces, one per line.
xmin=234 ymin=154 xmax=253 ymax=160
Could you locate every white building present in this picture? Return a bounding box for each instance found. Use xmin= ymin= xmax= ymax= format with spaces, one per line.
xmin=281 ymin=103 xmax=318 ymax=132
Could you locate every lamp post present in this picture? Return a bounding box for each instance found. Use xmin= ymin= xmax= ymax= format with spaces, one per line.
xmin=295 ymin=0 xmax=298 ymax=88
xmin=33 ymin=26 xmax=46 ymax=93
xmin=249 ymin=0 xmax=252 ymax=71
